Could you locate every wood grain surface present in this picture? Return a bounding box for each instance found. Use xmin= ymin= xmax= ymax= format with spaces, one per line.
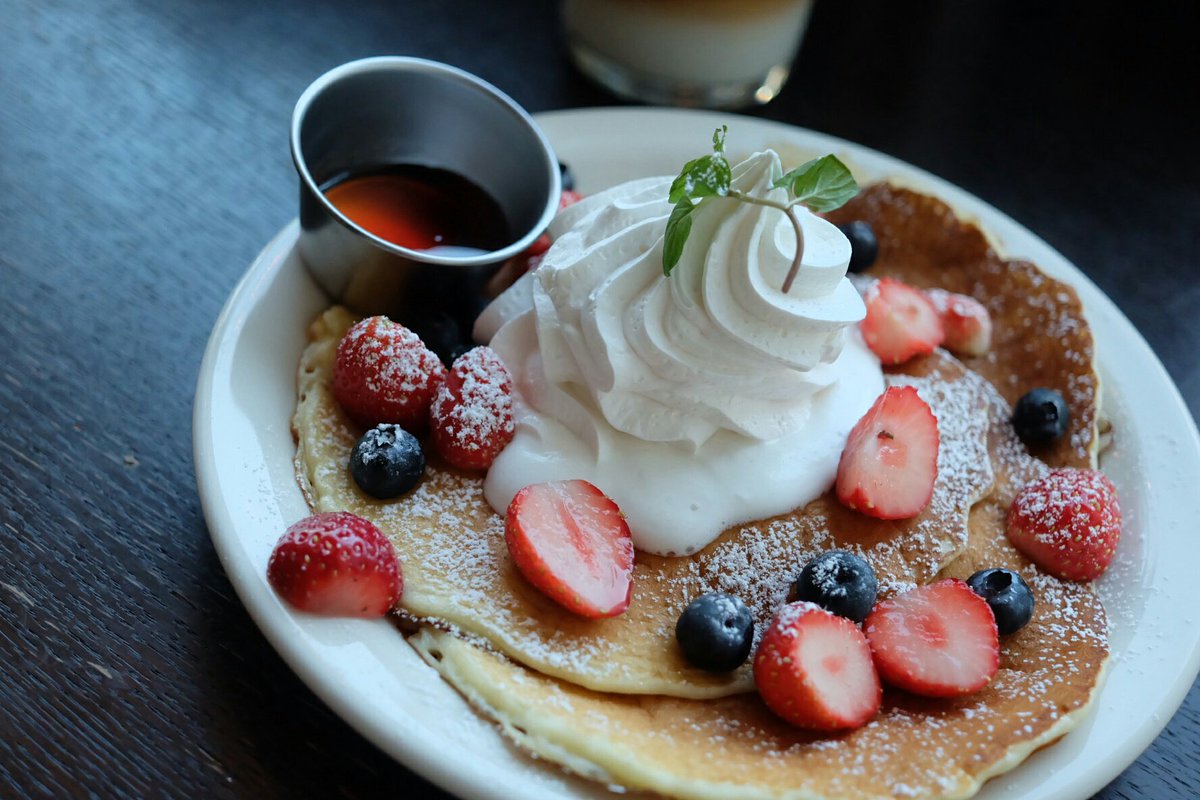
xmin=1 ymin=0 xmax=1196 ymax=797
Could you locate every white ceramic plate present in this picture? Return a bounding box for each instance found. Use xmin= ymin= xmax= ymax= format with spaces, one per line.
xmin=194 ymin=107 xmax=1200 ymax=799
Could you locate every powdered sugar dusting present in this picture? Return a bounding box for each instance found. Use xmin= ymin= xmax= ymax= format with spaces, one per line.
xmin=1009 ymin=469 xmax=1121 ymax=565
xmin=300 ymin=309 xmax=996 ymax=697
xmin=291 ymin=171 xmax=1119 ymax=798
xmin=808 ymin=555 xmax=856 ymax=599
xmin=342 ymin=316 xmax=443 ymax=398
xmin=828 ymin=183 xmax=1100 ymax=472
xmin=421 ymin=541 xmax=1109 ymax=800
xmin=431 ymin=346 xmax=516 ymax=463
xmin=333 ymin=315 xmax=446 ymax=426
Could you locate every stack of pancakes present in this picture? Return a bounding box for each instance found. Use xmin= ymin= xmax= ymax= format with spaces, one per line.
xmin=292 ymin=182 xmax=1109 ymax=799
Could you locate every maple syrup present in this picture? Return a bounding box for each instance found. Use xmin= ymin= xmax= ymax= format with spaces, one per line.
xmin=322 ymin=165 xmax=511 ymax=255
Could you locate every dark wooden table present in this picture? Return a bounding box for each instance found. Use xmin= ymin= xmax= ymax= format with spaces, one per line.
xmin=2 ymin=1 xmax=1197 ymax=797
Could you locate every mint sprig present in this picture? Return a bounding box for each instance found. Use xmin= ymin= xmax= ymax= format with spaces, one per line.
xmin=663 ymin=126 xmax=732 ymax=273
xmin=662 ymin=129 xmax=859 ymax=294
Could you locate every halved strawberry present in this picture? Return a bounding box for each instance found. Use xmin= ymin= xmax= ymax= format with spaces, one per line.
xmin=1006 ymin=468 xmax=1121 ymax=581
xmin=864 ymin=579 xmax=999 ymax=698
xmin=860 ymin=277 xmax=944 ymax=364
xmin=927 ymin=288 xmax=992 ymax=357
xmin=754 ymin=602 xmax=882 ymax=730
xmin=332 ymin=316 xmax=447 ymax=430
xmin=430 ymin=346 xmax=515 ymax=470
xmin=505 ymin=480 xmax=634 ymax=618
xmin=836 ymin=385 xmax=940 ymax=519
xmin=267 ymin=512 xmax=403 ymax=617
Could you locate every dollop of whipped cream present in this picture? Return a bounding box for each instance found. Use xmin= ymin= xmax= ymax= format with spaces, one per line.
xmin=477 ymin=151 xmax=884 ymax=555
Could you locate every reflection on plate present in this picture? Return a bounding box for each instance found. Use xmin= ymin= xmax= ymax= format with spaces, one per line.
xmin=194 ymin=107 xmax=1200 ymax=800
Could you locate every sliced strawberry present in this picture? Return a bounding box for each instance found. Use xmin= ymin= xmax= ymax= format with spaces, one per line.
xmin=430 ymin=346 xmax=515 ymax=470
xmin=860 ymin=277 xmax=944 ymax=364
xmin=836 ymin=385 xmax=940 ymax=520
xmin=754 ymin=602 xmax=881 ymax=730
xmin=1006 ymin=468 xmax=1122 ymax=581
xmin=332 ymin=315 xmax=447 ymax=430
xmin=505 ymin=480 xmax=634 ymax=618
xmin=927 ymin=288 xmax=992 ymax=357
xmin=864 ymin=579 xmax=999 ymax=698
xmin=267 ymin=512 xmax=403 ymax=617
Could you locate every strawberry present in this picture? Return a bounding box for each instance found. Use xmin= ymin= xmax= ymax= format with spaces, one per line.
xmin=525 ymin=233 xmax=552 ymax=258
xmin=515 ymin=190 xmax=584 ymax=272
xmin=430 ymin=346 xmax=515 ymax=470
xmin=836 ymin=385 xmax=940 ymax=520
xmin=504 ymin=480 xmax=634 ymax=618
xmin=860 ymin=277 xmax=944 ymax=364
xmin=753 ymin=602 xmax=882 ymax=730
xmin=864 ymin=579 xmax=999 ymax=698
xmin=332 ymin=316 xmax=447 ymax=430
xmin=927 ymin=288 xmax=992 ymax=357
xmin=267 ymin=512 xmax=403 ymax=617
xmin=523 ymin=252 xmax=547 ymax=275
xmin=559 ymin=188 xmax=584 ymax=209
xmin=1006 ymin=468 xmax=1122 ymax=581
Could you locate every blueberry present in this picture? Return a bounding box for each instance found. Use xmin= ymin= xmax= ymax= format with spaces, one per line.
xmin=1012 ymin=388 xmax=1070 ymax=443
xmin=675 ymin=592 xmax=754 ymax=673
xmin=792 ymin=550 xmax=877 ymax=623
xmin=558 ymin=160 xmax=575 ymax=192
xmin=350 ymin=424 xmax=425 ymax=499
xmin=407 ymin=310 xmax=472 ymax=367
xmin=837 ymin=221 xmax=879 ymax=274
xmin=966 ymin=568 xmax=1035 ymax=635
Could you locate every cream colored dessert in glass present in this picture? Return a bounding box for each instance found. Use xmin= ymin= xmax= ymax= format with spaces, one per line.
xmin=561 ymin=0 xmax=815 ymax=108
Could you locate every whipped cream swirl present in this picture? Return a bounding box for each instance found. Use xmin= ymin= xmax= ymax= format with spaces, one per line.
xmin=478 ymin=151 xmax=884 ymax=555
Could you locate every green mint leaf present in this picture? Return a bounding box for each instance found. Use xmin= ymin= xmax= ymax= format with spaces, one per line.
xmin=662 ymin=199 xmax=695 ymax=276
xmin=667 ymin=152 xmax=732 ymax=205
xmin=668 ymin=126 xmax=732 ymax=204
xmin=663 ymin=126 xmax=732 ymax=275
xmin=773 ymin=154 xmax=859 ymax=213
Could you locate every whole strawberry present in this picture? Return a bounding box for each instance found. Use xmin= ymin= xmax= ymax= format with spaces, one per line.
xmin=267 ymin=512 xmax=403 ymax=617
xmin=430 ymin=346 xmax=515 ymax=470
xmin=332 ymin=315 xmax=447 ymax=430
xmin=1006 ymin=468 xmax=1122 ymax=581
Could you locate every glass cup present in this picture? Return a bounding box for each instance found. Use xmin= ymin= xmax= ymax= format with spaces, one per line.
xmin=562 ymin=0 xmax=815 ymax=109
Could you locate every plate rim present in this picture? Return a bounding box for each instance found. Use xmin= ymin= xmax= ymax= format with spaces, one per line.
xmin=194 ymin=106 xmax=1200 ymax=800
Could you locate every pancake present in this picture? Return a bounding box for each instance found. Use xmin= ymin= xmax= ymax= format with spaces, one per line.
xmin=290 ymin=179 xmax=1112 ymax=797
xmin=294 ymin=310 xmax=991 ymax=698
xmin=407 ymin=376 xmax=1109 ymax=800
xmin=826 ymin=183 xmax=1099 ymax=469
